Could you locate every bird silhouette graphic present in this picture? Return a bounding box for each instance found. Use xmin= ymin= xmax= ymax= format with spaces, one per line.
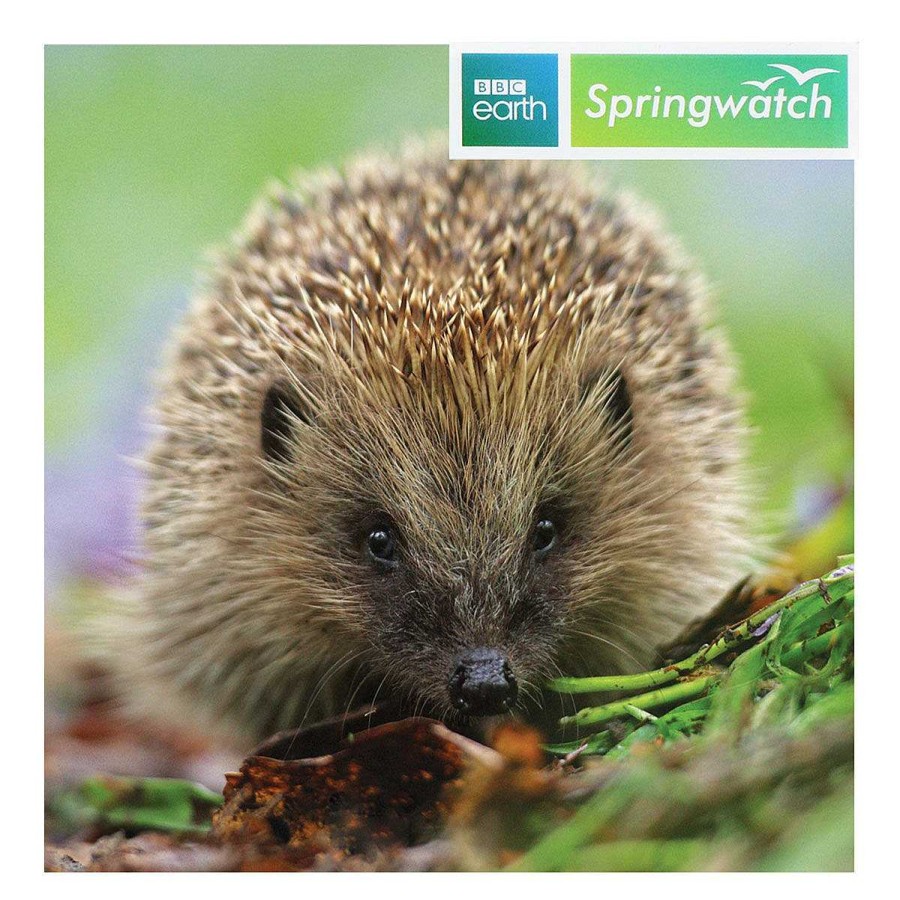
xmin=741 ymin=75 xmax=784 ymax=90
xmin=767 ymin=63 xmax=840 ymax=85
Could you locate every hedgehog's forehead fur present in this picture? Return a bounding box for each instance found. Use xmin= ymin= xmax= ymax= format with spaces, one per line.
xmin=129 ymin=148 xmax=754 ymax=740
xmin=267 ymin=289 xmax=628 ymax=585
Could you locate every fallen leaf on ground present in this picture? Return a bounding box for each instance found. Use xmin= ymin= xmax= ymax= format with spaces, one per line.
xmin=213 ymin=718 xmax=475 ymax=858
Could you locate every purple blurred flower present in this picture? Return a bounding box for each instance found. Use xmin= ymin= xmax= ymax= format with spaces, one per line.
xmin=45 ymin=288 xmax=186 ymax=599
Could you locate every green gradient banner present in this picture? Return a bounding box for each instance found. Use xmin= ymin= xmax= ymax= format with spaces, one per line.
xmin=571 ymin=54 xmax=849 ymax=149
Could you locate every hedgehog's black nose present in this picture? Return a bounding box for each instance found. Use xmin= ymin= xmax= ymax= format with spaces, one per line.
xmin=449 ymin=648 xmax=518 ymax=716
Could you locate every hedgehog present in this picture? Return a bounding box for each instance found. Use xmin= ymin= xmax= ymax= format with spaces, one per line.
xmin=115 ymin=146 xmax=755 ymax=745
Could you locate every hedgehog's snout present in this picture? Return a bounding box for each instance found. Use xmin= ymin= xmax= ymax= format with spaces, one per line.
xmin=448 ymin=648 xmax=518 ymax=716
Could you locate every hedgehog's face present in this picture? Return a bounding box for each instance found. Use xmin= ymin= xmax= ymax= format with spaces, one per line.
xmin=347 ymin=499 xmax=568 ymax=719
xmin=259 ymin=360 xmax=637 ymax=720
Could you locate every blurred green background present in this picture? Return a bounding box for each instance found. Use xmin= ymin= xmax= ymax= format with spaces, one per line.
xmin=45 ymin=45 xmax=852 ymax=534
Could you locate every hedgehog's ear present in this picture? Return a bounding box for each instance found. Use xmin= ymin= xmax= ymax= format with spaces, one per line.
xmin=260 ymin=378 xmax=316 ymax=464
xmin=579 ymin=367 xmax=633 ymax=447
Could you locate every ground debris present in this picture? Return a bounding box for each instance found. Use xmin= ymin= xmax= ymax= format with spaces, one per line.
xmin=45 ymin=556 xmax=854 ymax=871
xmin=213 ymin=718 xmax=470 ymax=858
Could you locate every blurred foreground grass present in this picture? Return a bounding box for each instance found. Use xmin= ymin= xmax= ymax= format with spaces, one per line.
xmin=516 ymin=559 xmax=854 ymax=871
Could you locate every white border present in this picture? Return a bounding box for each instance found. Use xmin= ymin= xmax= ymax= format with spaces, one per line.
xmin=17 ymin=2 xmax=899 ymax=891
xmin=450 ymin=42 xmax=858 ymax=160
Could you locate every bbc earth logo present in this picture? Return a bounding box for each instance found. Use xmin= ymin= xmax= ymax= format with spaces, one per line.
xmin=462 ymin=53 xmax=558 ymax=147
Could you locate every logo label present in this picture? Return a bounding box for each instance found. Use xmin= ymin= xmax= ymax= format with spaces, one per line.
xmin=571 ymin=54 xmax=849 ymax=149
xmin=450 ymin=45 xmax=855 ymax=159
xmin=461 ymin=53 xmax=558 ymax=147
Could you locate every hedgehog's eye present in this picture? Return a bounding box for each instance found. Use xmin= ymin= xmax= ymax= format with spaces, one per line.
xmin=532 ymin=519 xmax=557 ymax=558
xmin=366 ymin=526 xmax=398 ymax=570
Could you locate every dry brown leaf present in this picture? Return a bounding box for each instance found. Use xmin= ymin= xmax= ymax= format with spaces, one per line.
xmin=213 ymin=718 xmax=470 ymax=857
